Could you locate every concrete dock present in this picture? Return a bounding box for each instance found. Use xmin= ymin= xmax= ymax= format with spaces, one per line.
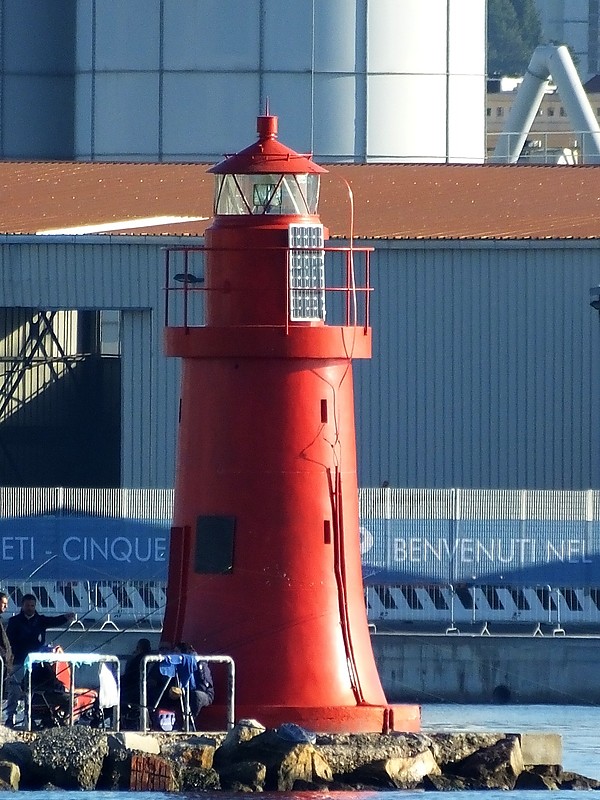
xmin=371 ymin=629 xmax=600 ymax=704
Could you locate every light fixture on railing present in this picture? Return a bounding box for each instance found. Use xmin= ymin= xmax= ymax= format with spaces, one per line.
xmin=173 ymin=273 xmax=203 ymax=284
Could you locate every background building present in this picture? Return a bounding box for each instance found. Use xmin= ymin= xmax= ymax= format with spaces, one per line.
xmin=0 ymin=0 xmax=486 ymax=164
xmin=2 ymin=2 xmax=600 ymax=492
xmin=486 ymin=75 xmax=600 ymax=162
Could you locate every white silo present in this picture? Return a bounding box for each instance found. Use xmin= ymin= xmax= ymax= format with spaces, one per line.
xmin=366 ymin=0 xmax=486 ymax=162
xmin=72 ymin=0 xmax=486 ymax=163
xmin=259 ymin=0 xmax=487 ymax=163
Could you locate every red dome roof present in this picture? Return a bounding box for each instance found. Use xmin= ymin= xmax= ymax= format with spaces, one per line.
xmin=208 ymin=114 xmax=327 ymax=175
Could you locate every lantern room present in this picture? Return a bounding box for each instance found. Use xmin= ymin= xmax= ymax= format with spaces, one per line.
xmin=210 ymin=114 xmax=325 ymax=210
xmin=196 ymin=114 xmax=331 ymax=328
xmin=213 ymin=170 xmax=321 ymax=216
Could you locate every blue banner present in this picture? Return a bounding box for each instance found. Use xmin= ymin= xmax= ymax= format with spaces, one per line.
xmin=360 ymin=519 xmax=600 ymax=586
xmin=0 ymin=516 xmax=169 ymax=582
xmin=3 ymin=515 xmax=600 ymax=587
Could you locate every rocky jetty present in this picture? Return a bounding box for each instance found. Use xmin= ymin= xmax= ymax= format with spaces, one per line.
xmin=0 ymin=720 xmax=596 ymax=792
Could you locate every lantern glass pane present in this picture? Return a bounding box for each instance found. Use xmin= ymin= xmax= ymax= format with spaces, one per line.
xmin=215 ymin=174 xmax=321 ymax=216
xmin=214 ymin=175 xmax=248 ymax=215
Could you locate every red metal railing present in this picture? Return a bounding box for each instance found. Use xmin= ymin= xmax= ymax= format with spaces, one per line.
xmin=164 ymin=244 xmax=373 ymax=333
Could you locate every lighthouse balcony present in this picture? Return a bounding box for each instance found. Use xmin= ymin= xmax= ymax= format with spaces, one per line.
xmin=163 ymin=242 xmax=374 ymax=335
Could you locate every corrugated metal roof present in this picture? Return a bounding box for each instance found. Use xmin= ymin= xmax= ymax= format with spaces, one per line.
xmin=1 ymin=161 xmax=600 ymax=240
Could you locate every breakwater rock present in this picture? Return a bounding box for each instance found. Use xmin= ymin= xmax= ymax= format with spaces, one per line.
xmin=0 ymin=720 xmax=596 ymax=792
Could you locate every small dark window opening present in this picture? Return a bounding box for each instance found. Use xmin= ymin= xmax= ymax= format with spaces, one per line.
xmin=320 ymin=399 xmax=328 ymax=423
xmin=195 ymin=515 xmax=236 ymax=574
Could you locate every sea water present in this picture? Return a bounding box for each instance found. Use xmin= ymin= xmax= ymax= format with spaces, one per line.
xmin=20 ymin=705 xmax=600 ymax=798
xmin=19 ymin=793 xmax=595 ymax=800
xmin=421 ymin=704 xmax=600 ymax=780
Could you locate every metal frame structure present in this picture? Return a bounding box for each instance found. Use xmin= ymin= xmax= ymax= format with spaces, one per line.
xmin=140 ymin=653 xmax=235 ymax=733
xmin=164 ymin=244 xmax=373 ymax=335
xmin=24 ymin=651 xmax=120 ymax=731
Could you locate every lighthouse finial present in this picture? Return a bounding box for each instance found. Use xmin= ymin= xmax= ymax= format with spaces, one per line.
xmin=257 ymin=101 xmax=277 ymax=140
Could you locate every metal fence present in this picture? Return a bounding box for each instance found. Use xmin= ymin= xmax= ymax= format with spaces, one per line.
xmin=23 ymin=652 xmax=121 ymax=731
xmin=140 ymin=654 xmax=235 ymax=733
xmin=3 ymin=487 xmax=600 ymax=631
xmin=3 ymin=580 xmax=166 ymax=630
xmin=364 ymin=583 xmax=600 ymax=633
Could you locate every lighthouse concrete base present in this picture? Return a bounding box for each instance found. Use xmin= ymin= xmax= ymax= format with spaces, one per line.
xmin=197 ymin=703 xmax=421 ymax=734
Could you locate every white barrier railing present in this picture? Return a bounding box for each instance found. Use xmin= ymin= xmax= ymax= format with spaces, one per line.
xmin=5 ymin=577 xmax=600 ymax=635
xmin=140 ymin=654 xmax=235 ymax=733
xmin=365 ymin=584 xmax=600 ymax=632
xmin=3 ymin=581 xmax=166 ymax=630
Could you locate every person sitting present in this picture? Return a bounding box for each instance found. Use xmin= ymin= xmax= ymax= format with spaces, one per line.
xmin=148 ymin=642 xmax=213 ymax=731
xmin=27 ymin=652 xmax=70 ymax=728
xmin=175 ymin=642 xmax=214 ymax=718
xmin=121 ymin=638 xmax=152 ymax=707
xmin=146 ymin=643 xmax=179 ymax=731
xmin=120 ymin=637 xmax=153 ymax=729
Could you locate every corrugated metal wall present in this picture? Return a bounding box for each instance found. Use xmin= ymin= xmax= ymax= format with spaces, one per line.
xmin=1 ymin=236 xmax=600 ymax=490
xmin=355 ymin=239 xmax=600 ymax=489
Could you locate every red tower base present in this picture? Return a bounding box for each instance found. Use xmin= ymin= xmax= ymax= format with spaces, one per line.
xmin=198 ymin=703 xmax=421 ymax=734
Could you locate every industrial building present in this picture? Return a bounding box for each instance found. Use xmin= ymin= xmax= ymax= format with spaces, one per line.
xmin=1 ymin=160 xmax=600 ymax=491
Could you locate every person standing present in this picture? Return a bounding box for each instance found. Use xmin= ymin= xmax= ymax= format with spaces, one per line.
xmin=0 ymin=593 xmax=14 ymax=673
xmin=6 ymin=594 xmax=75 ymax=667
xmin=0 ymin=593 xmax=14 ymax=725
xmin=5 ymin=593 xmax=75 ymax=726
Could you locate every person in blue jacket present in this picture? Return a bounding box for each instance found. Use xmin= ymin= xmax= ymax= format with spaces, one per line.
xmin=175 ymin=642 xmax=214 ymax=717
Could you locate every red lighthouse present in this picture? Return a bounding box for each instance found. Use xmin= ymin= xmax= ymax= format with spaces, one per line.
xmin=163 ymin=113 xmax=420 ymax=733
